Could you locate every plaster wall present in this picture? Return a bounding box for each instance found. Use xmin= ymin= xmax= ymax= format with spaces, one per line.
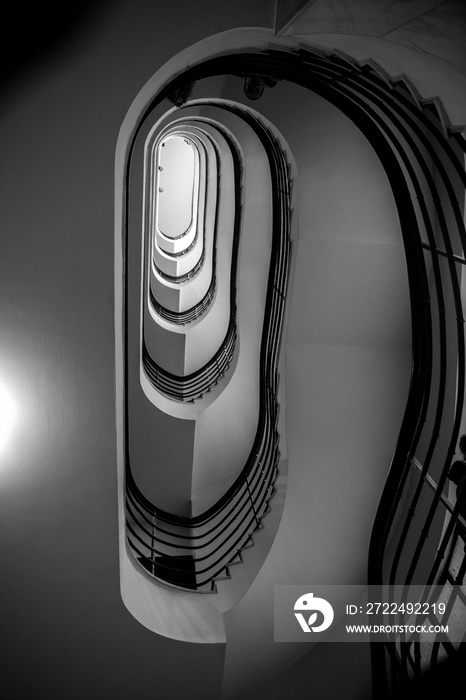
xmin=0 ymin=2 xmax=275 ymax=698
xmin=216 ymin=78 xmax=412 ymax=698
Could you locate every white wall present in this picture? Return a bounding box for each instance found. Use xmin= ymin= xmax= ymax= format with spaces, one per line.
xmin=216 ymin=78 xmax=412 ymax=698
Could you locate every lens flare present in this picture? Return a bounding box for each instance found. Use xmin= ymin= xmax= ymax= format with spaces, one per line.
xmin=0 ymin=382 xmax=17 ymax=453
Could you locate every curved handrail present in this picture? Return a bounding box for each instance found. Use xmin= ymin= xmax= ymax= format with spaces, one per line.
xmin=141 ymin=326 xmax=236 ymax=401
xmin=125 ymin=104 xmax=294 ymax=590
xmin=151 ymin=245 xmax=206 ymax=283
xmin=123 ymin=47 xmax=465 ymax=627
xmin=148 ymin=124 xmax=222 ymax=324
xmin=149 ymin=285 xmax=216 ymax=325
xmin=140 ymin=103 xmax=294 ymax=403
xmin=141 ymin=123 xmax=243 ymax=402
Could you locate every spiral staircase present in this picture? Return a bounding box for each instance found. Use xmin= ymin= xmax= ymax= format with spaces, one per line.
xmin=115 ymin=20 xmax=466 ymax=700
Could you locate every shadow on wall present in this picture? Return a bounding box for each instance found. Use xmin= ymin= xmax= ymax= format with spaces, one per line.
xmin=1 ymin=0 xmax=113 ymax=96
xmin=398 ymin=647 xmax=466 ymax=700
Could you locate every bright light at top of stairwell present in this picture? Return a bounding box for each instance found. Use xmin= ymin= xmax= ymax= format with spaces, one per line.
xmin=0 ymin=380 xmax=17 ymax=455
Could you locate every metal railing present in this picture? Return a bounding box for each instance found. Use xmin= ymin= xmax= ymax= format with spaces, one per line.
xmin=221 ymin=45 xmax=465 ymax=694
xmin=122 ymin=47 xmax=465 ymax=652
xmin=140 ymin=103 xmax=293 ymax=404
xmin=148 ymin=126 xmax=221 ymax=325
xmin=267 ymin=42 xmax=465 ymax=696
xmin=125 ymin=103 xmax=293 ymax=590
xmin=141 ymin=122 xmax=242 ymax=401
xmin=149 ymin=284 xmax=216 ymax=325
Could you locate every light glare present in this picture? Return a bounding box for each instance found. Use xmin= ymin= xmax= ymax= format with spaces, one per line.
xmin=0 ymin=382 xmax=17 ymax=453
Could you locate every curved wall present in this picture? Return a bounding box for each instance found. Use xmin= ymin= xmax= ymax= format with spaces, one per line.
xmin=116 ymin=28 xmax=411 ymax=652
xmin=116 ymin=26 xmax=466 ymax=698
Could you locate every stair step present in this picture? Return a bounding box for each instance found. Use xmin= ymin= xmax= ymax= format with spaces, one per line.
xmin=213 ymin=566 xmax=231 ymax=582
xmin=228 ymin=552 xmax=244 ymax=566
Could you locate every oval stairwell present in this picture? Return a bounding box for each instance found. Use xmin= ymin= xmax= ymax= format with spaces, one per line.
xmin=115 ymin=27 xmax=466 ymax=698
